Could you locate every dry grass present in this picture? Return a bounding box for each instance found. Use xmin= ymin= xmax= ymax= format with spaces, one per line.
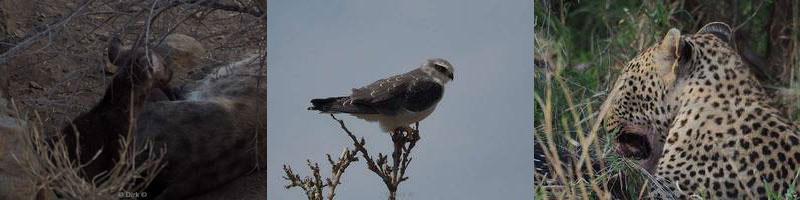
xmin=534 ymin=65 xmax=641 ymax=199
xmin=7 ymin=99 xmax=164 ymax=199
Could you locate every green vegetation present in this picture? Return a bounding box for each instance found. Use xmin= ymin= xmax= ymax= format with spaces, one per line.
xmin=534 ymin=0 xmax=800 ymax=199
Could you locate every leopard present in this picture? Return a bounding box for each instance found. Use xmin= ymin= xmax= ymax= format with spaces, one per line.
xmin=605 ymin=22 xmax=800 ymax=199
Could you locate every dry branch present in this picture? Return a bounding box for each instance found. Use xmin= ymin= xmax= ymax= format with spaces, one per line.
xmin=0 ymin=0 xmax=96 ymax=65
xmin=156 ymin=0 xmax=265 ymax=18
xmin=283 ymin=148 xmax=359 ymax=200
xmin=284 ymin=114 xmax=422 ymax=200
xmin=329 ymin=114 xmax=419 ymax=200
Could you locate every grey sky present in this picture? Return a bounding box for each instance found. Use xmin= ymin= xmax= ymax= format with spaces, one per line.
xmin=267 ymin=1 xmax=533 ymax=199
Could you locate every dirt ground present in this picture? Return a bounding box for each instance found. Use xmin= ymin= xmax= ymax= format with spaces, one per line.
xmin=3 ymin=0 xmax=265 ymax=134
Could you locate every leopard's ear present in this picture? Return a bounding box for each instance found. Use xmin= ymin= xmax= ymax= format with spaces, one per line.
xmin=655 ymin=28 xmax=696 ymax=82
xmin=656 ymin=28 xmax=683 ymax=82
xmin=658 ymin=28 xmax=682 ymax=60
xmin=698 ymin=22 xmax=732 ymax=43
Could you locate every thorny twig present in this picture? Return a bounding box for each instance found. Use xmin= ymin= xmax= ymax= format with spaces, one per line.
xmin=283 ymin=148 xmax=359 ymax=200
xmin=155 ymin=0 xmax=265 ymax=18
xmin=329 ymin=114 xmax=420 ymax=200
xmin=325 ymin=148 xmax=358 ymax=200
xmin=0 ymin=0 xmax=96 ymax=65
xmin=282 ymin=161 xmax=323 ymax=200
xmin=284 ymin=114 xmax=420 ymax=200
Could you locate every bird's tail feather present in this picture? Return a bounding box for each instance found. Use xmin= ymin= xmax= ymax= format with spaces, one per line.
xmin=309 ymin=96 xmax=348 ymax=112
xmin=308 ymin=96 xmax=378 ymax=114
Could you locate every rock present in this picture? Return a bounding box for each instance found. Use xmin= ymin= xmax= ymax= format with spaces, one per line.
xmin=0 ymin=100 xmax=57 ymax=200
xmin=155 ymin=33 xmax=206 ymax=71
xmin=0 ymin=115 xmax=32 ymax=200
xmin=152 ymin=34 xmax=206 ymax=86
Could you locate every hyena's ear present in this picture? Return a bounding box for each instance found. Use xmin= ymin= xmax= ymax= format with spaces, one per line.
xmin=698 ymin=22 xmax=732 ymax=43
xmin=108 ymin=36 xmax=124 ymax=66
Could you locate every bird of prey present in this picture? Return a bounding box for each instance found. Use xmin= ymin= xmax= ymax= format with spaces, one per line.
xmin=308 ymin=58 xmax=454 ymax=133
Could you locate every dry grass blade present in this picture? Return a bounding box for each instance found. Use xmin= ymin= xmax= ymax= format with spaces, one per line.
xmin=541 ymin=66 xmax=573 ymax=198
xmin=9 ymin=99 xmax=165 ymax=200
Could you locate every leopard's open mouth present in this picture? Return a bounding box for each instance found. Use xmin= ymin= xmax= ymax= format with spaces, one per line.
xmin=616 ymin=131 xmax=651 ymax=160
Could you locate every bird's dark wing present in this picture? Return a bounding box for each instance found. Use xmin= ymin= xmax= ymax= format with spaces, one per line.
xmin=349 ymin=69 xmax=443 ymax=114
xmin=402 ymin=80 xmax=443 ymax=112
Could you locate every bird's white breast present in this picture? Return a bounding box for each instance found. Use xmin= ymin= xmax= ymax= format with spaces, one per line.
xmin=353 ymin=104 xmax=438 ymax=132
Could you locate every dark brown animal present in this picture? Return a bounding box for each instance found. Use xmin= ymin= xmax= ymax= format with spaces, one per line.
xmin=136 ymin=52 xmax=266 ymax=200
xmin=61 ymin=37 xmax=172 ymax=180
xmin=60 ymin=38 xmax=265 ymax=199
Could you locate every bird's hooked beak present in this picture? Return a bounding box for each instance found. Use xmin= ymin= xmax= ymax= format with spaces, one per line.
xmin=448 ymin=73 xmax=454 ymax=80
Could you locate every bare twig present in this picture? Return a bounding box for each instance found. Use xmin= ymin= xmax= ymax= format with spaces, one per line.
xmin=329 ymin=114 xmax=420 ymax=200
xmin=0 ymin=0 xmax=96 ymax=65
xmin=283 ymin=148 xmax=358 ymax=200
xmin=325 ymin=148 xmax=358 ymax=200
xmin=285 ymin=115 xmax=421 ymax=200
xmin=155 ymin=0 xmax=264 ymax=18
xmin=283 ymin=163 xmax=320 ymax=200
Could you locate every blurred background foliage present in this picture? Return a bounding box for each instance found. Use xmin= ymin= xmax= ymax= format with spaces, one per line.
xmin=534 ymin=0 xmax=799 ymax=199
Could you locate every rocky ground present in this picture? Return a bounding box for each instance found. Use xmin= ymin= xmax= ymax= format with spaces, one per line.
xmin=3 ymin=0 xmax=265 ymax=134
xmin=0 ymin=1 xmax=265 ymax=199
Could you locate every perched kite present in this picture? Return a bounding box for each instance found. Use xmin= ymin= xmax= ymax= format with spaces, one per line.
xmin=308 ymin=58 xmax=454 ymax=133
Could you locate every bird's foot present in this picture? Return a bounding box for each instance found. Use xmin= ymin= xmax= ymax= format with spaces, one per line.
xmin=392 ymin=126 xmax=420 ymax=143
xmin=391 ymin=127 xmax=406 ymax=141
xmin=406 ymin=126 xmax=420 ymax=142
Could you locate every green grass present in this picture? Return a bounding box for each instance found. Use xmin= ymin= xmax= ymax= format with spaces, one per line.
xmin=534 ymin=1 xmax=677 ymax=197
xmin=534 ymin=0 xmax=800 ymax=199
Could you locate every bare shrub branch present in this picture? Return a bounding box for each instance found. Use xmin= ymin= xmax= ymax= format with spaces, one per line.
xmin=328 ymin=114 xmax=420 ymax=200
xmin=0 ymin=0 xmax=96 ymax=65
xmin=174 ymin=0 xmax=265 ymax=18
xmin=284 ymin=114 xmax=422 ymax=200
xmin=283 ymin=148 xmax=359 ymax=200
